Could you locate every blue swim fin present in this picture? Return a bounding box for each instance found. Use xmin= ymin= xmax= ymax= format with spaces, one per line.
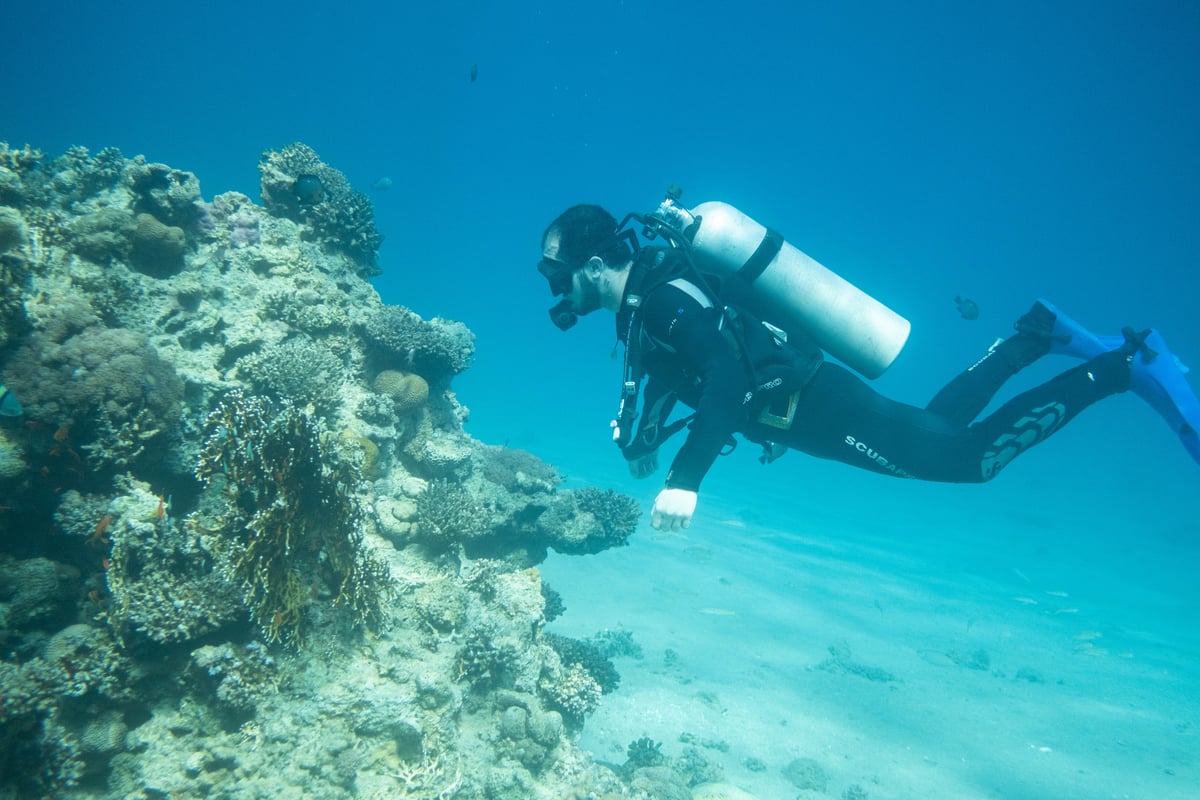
xmin=1035 ymin=299 xmax=1199 ymax=466
xmin=1033 ymin=298 xmax=1107 ymax=360
xmin=1102 ymin=329 xmax=1199 ymax=466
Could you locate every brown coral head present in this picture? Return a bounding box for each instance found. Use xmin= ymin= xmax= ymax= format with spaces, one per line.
xmin=129 ymin=213 xmax=187 ymax=277
xmin=372 ymin=370 xmax=429 ymax=415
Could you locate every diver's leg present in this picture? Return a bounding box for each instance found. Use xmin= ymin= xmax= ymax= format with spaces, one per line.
xmin=968 ymin=343 xmax=1134 ymax=479
xmin=925 ymin=301 xmax=1056 ymax=424
xmin=780 ymin=364 xmax=981 ymax=481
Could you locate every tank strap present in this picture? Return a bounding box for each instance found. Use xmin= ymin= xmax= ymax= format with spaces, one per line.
xmin=737 ymin=228 xmax=785 ymax=283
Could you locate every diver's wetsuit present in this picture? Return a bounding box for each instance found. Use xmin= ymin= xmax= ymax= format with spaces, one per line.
xmin=623 ymin=252 xmax=1131 ymax=488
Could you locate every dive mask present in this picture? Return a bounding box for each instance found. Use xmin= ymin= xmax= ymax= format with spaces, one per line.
xmin=538 ymin=256 xmax=580 ymax=330
xmin=539 ymin=224 xmax=642 ymax=331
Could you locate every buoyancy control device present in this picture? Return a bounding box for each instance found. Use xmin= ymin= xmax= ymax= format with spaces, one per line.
xmin=640 ymin=188 xmax=911 ymax=379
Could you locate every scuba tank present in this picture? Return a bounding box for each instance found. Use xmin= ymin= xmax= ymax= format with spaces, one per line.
xmin=642 ymin=190 xmax=910 ymax=379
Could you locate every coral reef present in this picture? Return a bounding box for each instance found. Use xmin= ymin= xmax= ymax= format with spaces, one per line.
xmin=3 ymin=322 xmax=184 ymax=471
xmin=0 ymin=240 xmax=31 ymax=351
xmin=0 ymin=428 xmax=26 ymax=479
xmin=357 ymin=304 xmax=474 ymax=387
xmin=544 ymin=632 xmax=621 ymax=694
xmin=259 ymin=142 xmax=383 ymax=276
xmin=372 ymin=368 xmax=430 ymax=416
xmin=128 ymin=212 xmax=188 ymax=277
xmin=234 ymin=336 xmax=347 ymax=415
xmin=0 ymin=555 xmax=78 ymax=629
xmin=0 ymin=205 xmax=25 ymax=252
xmin=193 ymin=391 xmax=391 ymax=645
xmin=0 ymin=143 xmax=653 ymax=800
xmin=626 ymin=736 xmax=666 ymax=769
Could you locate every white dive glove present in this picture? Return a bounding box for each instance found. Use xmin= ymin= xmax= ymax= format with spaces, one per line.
xmin=651 ymin=488 xmax=698 ymax=531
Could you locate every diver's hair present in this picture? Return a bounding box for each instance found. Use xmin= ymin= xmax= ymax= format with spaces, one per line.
xmin=542 ymin=204 xmax=632 ymax=268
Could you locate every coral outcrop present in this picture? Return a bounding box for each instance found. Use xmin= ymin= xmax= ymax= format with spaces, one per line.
xmin=258 ymin=142 xmax=383 ymax=276
xmin=0 ymin=141 xmax=649 ymax=800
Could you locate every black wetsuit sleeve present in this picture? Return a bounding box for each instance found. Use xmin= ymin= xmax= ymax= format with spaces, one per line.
xmin=640 ymin=284 xmax=750 ymax=492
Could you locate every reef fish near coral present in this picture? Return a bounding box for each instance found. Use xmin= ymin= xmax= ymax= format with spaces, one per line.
xmin=954 ymin=295 xmax=980 ymax=320
xmin=292 ymin=173 xmax=325 ymax=205
xmin=0 ymin=384 xmax=22 ymax=416
xmin=372 ymin=176 xmax=393 ymax=191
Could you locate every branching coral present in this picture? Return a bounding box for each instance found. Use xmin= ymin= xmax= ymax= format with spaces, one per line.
xmin=536 ymin=487 xmax=641 ymax=556
xmin=357 ymin=305 xmax=474 ymax=387
xmin=190 ymin=641 xmax=278 ymax=714
xmin=413 ymin=479 xmax=491 ymax=551
xmin=454 ymin=628 xmax=519 ymax=690
xmin=540 ymin=661 xmax=602 ymax=721
xmin=193 ymin=390 xmax=391 ymax=645
xmin=543 ymin=632 xmax=620 ymax=694
xmin=259 ymin=142 xmax=383 ymax=276
xmin=478 ymin=445 xmax=561 ymax=493
xmin=235 ymin=336 xmax=347 ymax=415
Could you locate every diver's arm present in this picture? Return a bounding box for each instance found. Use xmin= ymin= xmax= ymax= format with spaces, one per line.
xmin=640 ymin=286 xmax=750 ymax=494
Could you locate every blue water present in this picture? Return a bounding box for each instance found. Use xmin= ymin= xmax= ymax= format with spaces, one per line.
xmin=5 ymin=1 xmax=1198 ymax=797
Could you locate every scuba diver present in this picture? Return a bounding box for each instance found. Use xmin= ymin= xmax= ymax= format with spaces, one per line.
xmin=537 ymin=196 xmax=1200 ymax=531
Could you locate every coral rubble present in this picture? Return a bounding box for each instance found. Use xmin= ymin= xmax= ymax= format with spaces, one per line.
xmin=0 ymin=142 xmax=653 ymax=799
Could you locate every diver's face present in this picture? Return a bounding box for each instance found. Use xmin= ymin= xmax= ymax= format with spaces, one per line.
xmin=567 ymin=268 xmax=603 ymax=317
xmin=541 ymin=230 xmax=602 ymax=317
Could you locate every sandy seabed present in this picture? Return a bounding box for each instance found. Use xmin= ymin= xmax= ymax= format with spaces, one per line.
xmin=540 ymin=408 xmax=1199 ymax=800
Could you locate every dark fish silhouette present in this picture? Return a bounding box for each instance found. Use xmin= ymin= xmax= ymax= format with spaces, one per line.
xmin=293 ymin=174 xmax=325 ymax=205
xmin=954 ymin=295 xmax=980 ymax=320
xmin=470 ymin=64 xmax=479 ymax=83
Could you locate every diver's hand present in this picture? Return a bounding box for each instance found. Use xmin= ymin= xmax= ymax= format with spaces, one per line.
xmin=651 ymin=488 xmax=697 ymax=531
xmin=627 ymin=450 xmax=659 ymax=479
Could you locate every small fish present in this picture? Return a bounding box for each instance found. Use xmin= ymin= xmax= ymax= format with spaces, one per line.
xmin=697 ymin=607 xmax=737 ymax=616
xmin=1074 ymin=631 xmax=1103 ymax=641
xmin=1012 ymin=596 xmax=1039 ymax=605
xmin=0 ymin=385 xmax=22 ymax=417
xmin=293 ymin=174 xmax=325 ymax=205
xmin=1044 ymin=590 xmax=1070 ymax=597
xmin=954 ymin=295 xmax=980 ymax=320
xmin=372 ymin=177 xmax=393 ymax=192
xmin=470 ymin=63 xmax=479 ymax=82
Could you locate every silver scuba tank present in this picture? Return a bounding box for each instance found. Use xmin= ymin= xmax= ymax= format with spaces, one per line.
xmin=651 ymin=197 xmax=910 ymax=379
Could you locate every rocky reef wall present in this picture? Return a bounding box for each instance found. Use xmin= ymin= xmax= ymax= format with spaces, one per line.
xmin=0 ymin=142 xmax=702 ymax=799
